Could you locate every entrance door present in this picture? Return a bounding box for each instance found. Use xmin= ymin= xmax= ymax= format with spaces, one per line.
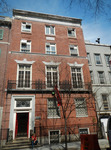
xmin=15 ymin=113 xmax=29 ymax=137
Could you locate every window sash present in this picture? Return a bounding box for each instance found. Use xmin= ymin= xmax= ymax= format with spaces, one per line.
xmin=98 ymin=72 xmax=105 ymax=84
xmin=0 ymin=29 xmax=4 ymax=39
xmin=75 ymin=98 xmax=88 ymax=117
xmin=18 ymin=65 xmax=31 ymax=88
xmin=47 ymin=98 xmax=60 ymax=118
xmin=46 ymin=26 xmax=55 ymax=35
xmin=102 ymin=95 xmax=109 ymax=110
xmin=21 ymin=41 xmax=31 ymax=52
xmin=105 ymin=55 xmax=110 ymax=65
xmin=70 ymin=45 xmax=78 ymax=56
xmin=49 ymin=130 xmax=59 ymax=144
xmin=22 ymin=22 xmax=31 ymax=32
xmin=95 ymin=54 xmax=101 ymax=64
xmin=46 ymin=44 xmax=56 ymax=54
xmin=68 ymin=28 xmax=75 ymax=37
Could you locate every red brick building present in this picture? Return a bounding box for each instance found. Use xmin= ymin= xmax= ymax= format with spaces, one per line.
xmin=1 ymin=9 xmax=97 ymax=145
xmin=0 ymin=16 xmax=11 ymax=145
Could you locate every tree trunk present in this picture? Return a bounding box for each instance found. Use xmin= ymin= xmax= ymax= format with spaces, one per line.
xmin=65 ymin=118 xmax=67 ymax=150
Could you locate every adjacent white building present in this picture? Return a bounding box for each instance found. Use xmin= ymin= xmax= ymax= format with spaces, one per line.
xmin=85 ymin=41 xmax=111 ymax=138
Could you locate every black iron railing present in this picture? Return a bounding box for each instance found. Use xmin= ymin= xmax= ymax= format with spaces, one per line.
xmin=7 ymin=80 xmax=92 ymax=92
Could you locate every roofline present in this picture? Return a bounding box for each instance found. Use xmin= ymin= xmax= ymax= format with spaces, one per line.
xmin=85 ymin=41 xmax=111 ymax=47
xmin=13 ymin=9 xmax=82 ymax=25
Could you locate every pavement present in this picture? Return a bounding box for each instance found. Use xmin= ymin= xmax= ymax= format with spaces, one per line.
xmin=16 ymin=139 xmax=110 ymax=150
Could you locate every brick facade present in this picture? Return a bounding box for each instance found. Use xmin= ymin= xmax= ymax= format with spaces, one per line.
xmin=1 ymin=10 xmax=97 ymax=145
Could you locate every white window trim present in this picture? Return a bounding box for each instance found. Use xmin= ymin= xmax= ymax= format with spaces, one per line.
xmin=69 ymin=45 xmax=79 ymax=56
xmin=101 ymin=94 xmax=109 ymax=110
xmin=87 ymin=53 xmax=91 ymax=65
xmin=16 ymin=64 xmax=32 ymax=89
xmin=104 ymin=54 xmax=110 ymax=67
xmin=21 ymin=22 xmax=32 ymax=33
xmin=48 ymin=130 xmax=61 ymax=144
xmin=20 ymin=40 xmax=31 ymax=53
xmin=45 ymin=43 xmax=57 ymax=55
xmin=45 ymin=25 xmax=55 ymax=35
xmin=68 ymin=28 xmax=76 ymax=37
xmin=47 ymin=98 xmax=60 ymax=119
xmin=14 ymin=98 xmax=32 ymax=110
xmin=79 ymin=128 xmax=89 ymax=135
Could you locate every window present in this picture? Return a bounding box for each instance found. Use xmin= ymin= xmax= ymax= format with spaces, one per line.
xmin=47 ymin=98 xmax=60 ymax=118
xmin=68 ymin=28 xmax=76 ymax=37
xmin=90 ymin=71 xmax=93 ymax=83
xmin=0 ymin=29 xmax=3 ymax=39
xmin=69 ymin=45 xmax=78 ymax=56
xmin=21 ymin=22 xmax=31 ymax=32
xmin=20 ymin=40 xmax=31 ymax=52
xmin=94 ymin=54 xmax=102 ymax=65
xmin=102 ymin=94 xmax=109 ymax=110
xmin=98 ymin=71 xmax=105 ymax=84
xmin=71 ymin=67 xmax=83 ymax=88
xmin=109 ymin=72 xmax=111 ymax=84
xmin=105 ymin=55 xmax=110 ymax=66
xmin=79 ymin=128 xmax=89 ymax=134
xmin=46 ymin=43 xmax=56 ymax=54
xmin=49 ymin=130 xmax=60 ymax=144
xmin=75 ymin=98 xmax=88 ymax=117
xmin=87 ymin=53 xmax=91 ymax=65
xmin=17 ymin=64 xmax=31 ymax=88
xmin=45 ymin=25 xmax=55 ymax=35
xmin=46 ymin=66 xmax=58 ymax=88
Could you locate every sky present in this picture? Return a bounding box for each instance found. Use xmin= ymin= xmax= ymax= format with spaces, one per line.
xmin=2 ymin=0 xmax=111 ymax=45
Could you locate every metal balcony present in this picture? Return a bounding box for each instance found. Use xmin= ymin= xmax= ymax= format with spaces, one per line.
xmin=7 ymin=80 xmax=92 ymax=94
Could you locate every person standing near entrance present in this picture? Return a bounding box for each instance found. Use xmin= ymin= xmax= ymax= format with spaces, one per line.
xmin=31 ymin=133 xmax=38 ymax=149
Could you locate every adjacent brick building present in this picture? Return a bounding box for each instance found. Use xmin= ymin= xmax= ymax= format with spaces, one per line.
xmin=1 ymin=9 xmax=97 ymax=145
xmin=0 ymin=16 xmax=11 ymax=145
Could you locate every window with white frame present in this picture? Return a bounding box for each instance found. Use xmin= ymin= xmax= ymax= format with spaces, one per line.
xmin=102 ymin=94 xmax=109 ymax=110
xmin=68 ymin=28 xmax=76 ymax=37
xmin=46 ymin=66 xmax=58 ymax=88
xmin=49 ymin=130 xmax=60 ymax=144
xmin=94 ymin=54 xmax=102 ymax=65
xmin=90 ymin=71 xmax=93 ymax=83
xmin=87 ymin=53 xmax=91 ymax=65
xmin=45 ymin=25 xmax=55 ymax=35
xmin=105 ymin=55 xmax=110 ymax=66
xmin=98 ymin=71 xmax=105 ymax=84
xmin=47 ymin=98 xmax=60 ymax=118
xmin=79 ymin=128 xmax=89 ymax=134
xmin=75 ymin=98 xmax=88 ymax=117
xmin=69 ymin=45 xmax=78 ymax=56
xmin=15 ymin=99 xmax=31 ymax=109
xmin=46 ymin=43 xmax=56 ymax=54
xmin=17 ymin=64 xmax=31 ymax=88
xmin=20 ymin=40 xmax=31 ymax=52
xmin=21 ymin=22 xmax=31 ymax=32
xmin=71 ymin=67 xmax=83 ymax=88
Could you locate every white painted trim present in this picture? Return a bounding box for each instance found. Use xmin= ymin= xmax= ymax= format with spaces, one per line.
xmin=48 ymin=130 xmax=61 ymax=144
xmin=14 ymin=16 xmax=81 ymax=27
xmin=15 ymin=58 xmax=35 ymax=64
xmin=79 ymin=128 xmax=90 ymax=134
xmin=0 ymin=42 xmax=10 ymax=45
xmin=67 ymin=62 xmax=84 ymax=67
xmin=43 ymin=61 xmax=61 ymax=66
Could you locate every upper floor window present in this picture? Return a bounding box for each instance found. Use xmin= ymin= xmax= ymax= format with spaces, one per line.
xmin=102 ymin=94 xmax=109 ymax=110
xmin=90 ymin=71 xmax=93 ymax=83
xmin=75 ymin=98 xmax=88 ymax=117
xmin=46 ymin=66 xmax=58 ymax=88
xmin=105 ymin=55 xmax=110 ymax=66
xmin=47 ymin=98 xmax=60 ymax=118
xmin=71 ymin=67 xmax=83 ymax=88
xmin=98 ymin=71 xmax=105 ymax=84
xmin=68 ymin=28 xmax=76 ymax=37
xmin=45 ymin=25 xmax=55 ymax=35
xmin=0 ymin=29 xmax=4 ymax=40
xmin=94 ymin=54 xmax=102 ymax=65
xmin=17 ymin=64 xmax=31 ymax=88
xmin=46 ymin=43 xmax=56 ymax=54
xmin=20 ymin=40 xmax=31 ymax=52
xmin=21 ymin=22 xmax=31 ymax=32
xmin=87 ymin=53 xmax=91 ymax=65
xmin=69 ymin=45 xmax=78 ymax=56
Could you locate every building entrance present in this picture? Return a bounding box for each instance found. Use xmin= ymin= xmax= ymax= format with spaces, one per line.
xmin=15 ymin=113 xmax=29 ymax=137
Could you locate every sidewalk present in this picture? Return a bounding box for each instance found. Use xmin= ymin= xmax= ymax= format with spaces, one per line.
xmin=17 ymin=139 xmax=109 ymax=150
